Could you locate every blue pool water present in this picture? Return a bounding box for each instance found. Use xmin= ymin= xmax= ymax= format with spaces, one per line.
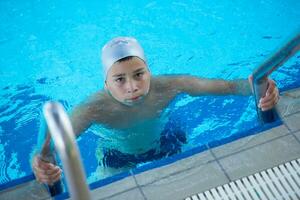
xmin=0 ymin=0 xmax=300 ymax=187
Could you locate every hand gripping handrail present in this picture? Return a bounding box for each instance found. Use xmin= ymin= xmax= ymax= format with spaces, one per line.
xmin=252 ymin=32 xmax=300 ymax=123
xmin=40 ymin=102 xmax=91 ymax=200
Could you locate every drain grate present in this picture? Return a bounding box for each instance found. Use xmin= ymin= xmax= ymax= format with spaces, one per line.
xmin=185 ymin=158 xmax=300 ymax=200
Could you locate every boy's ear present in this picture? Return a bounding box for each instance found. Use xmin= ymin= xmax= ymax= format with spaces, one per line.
xmin=104 ymin=81 xmax=108 ymax=90
xmin=146 ymin=66 xmax=151 ymax=75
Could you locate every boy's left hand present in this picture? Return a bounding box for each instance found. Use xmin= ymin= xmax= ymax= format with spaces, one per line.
xmin=248 ymin=76 xmax=280 ymax=111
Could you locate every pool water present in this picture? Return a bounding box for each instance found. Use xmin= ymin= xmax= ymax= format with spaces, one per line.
xmin=0 ymin=0 xmax=300 ymax=186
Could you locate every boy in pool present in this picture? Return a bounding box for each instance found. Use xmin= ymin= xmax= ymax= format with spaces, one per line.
xmin=32 ymin=37 xmax=279 ymax=184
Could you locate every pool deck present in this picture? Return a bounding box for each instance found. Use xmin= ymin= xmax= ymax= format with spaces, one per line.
xmin=1 ymin=87 xmax=300 ymax=200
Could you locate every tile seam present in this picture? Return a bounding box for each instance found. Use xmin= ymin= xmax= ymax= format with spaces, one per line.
xmin=282 ymin=116 xmax=300 ymax=133
xmin=282 ymin=120 xmax=293 ymax=132
xmin=213 ymin=132 xmax=291 ymax=160
xmin=289 ymin=131 xmax=300 ymax=145
xmin=131 ymin=171 xmax=148 ymax=200
xmin=97 ymin=186 xmax=140 ymax=200
xmin=282 ymin=109 xmax=300 ymax=118
xmin=207 ymin=144 xmax=232 ymax=182
xmin=135 ymin=158 xmax=216 ymax=187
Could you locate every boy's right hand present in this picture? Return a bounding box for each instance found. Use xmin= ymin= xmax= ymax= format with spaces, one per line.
xmin=32 ymin=155 xmax=62 ymax=185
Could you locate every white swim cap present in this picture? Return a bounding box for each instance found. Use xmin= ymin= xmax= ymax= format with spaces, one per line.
xmin=101 ymin=37 xmax=146 ymax=79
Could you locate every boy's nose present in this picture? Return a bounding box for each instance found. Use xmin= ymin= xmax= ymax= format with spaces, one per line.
xmin=126 ymin=80 xmax=138 ymax=93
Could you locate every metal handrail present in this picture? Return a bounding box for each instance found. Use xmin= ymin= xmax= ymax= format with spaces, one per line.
xmin=252 ymin=32 xmax=300 ymax=123
xmin=39 ymin=102 xmax=91 ymax=200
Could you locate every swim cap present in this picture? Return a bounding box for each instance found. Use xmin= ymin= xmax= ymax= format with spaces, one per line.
xmin=101 ymin=37 xmax=146 ymax=79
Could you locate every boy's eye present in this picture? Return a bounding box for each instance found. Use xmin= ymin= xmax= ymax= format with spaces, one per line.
xmin=115 ymin=77 xmax=124 ymax=82
xmin=135 ymin=72 xmax=144 ymax=77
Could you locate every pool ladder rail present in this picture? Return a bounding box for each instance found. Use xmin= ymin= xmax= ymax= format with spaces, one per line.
xmin=252 ymin=32 xmax=300 ymax=124
xmin=39 ymin=102 xmax=91 ymax=200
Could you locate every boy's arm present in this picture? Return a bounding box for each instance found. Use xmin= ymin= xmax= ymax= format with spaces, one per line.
xmin=169 ymin=75 xmax=252 ymax=96
xmin=70 ymin=104 xmax=93 ymax=137
xmin=167 ymin=75 xmax=279 ymax=111
xmin=32 ymin=102 xmax=95 ymax=185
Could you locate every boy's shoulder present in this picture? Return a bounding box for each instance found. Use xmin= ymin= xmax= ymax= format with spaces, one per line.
xmin=150 ymin=75 xmax=184 ymax=99
xmin=151 ymin=75 xmax=175 ymax=87
xmin=74 ymin=91 xmax=113 ymax=113
xmin=151 ymin=75 xmax=183 ymax=91
xmin=72 ymin=90 xmax=121 ymax=123
xmin=84 ymin=90 xmax=114 ymax=108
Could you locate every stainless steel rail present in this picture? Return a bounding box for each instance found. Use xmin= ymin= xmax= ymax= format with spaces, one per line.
xmin=252 ymin=32 xmax=300 ymax=123
xmin=40 ymin=102 xmax=91 ymax=200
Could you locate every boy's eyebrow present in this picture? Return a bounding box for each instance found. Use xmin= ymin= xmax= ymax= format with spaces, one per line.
xmin=112 ymin=73 xmax=125 ymax=77
xmin=133 ymin=67 xmax=146 ymax=73
xmin=112 ymin=67 xmax=146 ymax=77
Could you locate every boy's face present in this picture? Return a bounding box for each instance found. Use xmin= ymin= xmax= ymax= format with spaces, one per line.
xmin=105 ymin=57 xmax=151 ymax=106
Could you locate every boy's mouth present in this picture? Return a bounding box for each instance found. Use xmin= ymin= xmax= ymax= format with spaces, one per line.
xmin=130 ymin=96 xmax=141 ymax=101
xmin=123 ymin=95 xmax=144 ymax=105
